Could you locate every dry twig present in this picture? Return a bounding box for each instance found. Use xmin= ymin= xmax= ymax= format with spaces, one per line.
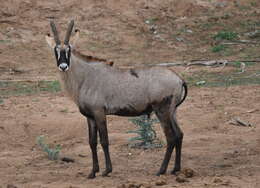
xmin=187 ymin=60 xmax=228 ymax=67
xmin=147 ymin=62 xmax=185 ymax=67
xmin=229 ymin=118 xmax=252 ymax=127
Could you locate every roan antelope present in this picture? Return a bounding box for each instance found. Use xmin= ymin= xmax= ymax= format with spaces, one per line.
xmin=45 ymin=20 xmax=188 ymax=179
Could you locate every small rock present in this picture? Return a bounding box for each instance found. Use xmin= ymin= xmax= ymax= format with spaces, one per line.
xmin=245 ymin=30 xmax=260 ymax=39
xmin=127 ymin=183 xmax=140 ymax=188
xmin=155 ymin=179 xmax=167 ymax=186
xmin=213 ymin=177 xmax=223 ymax=183
xmin=183 ymin=168 xmax=195 ymax=178
xmin=117 ymin=184 xmax=126 ymax=188
xmin=140 ymin=183 xmax=151 ymax=188
xmin=176 ymin=37 xmax=184 ymax=42
xmin=78 ymin=154 xmax=87 ymax=157
xmin=221 ymin=179 xmax=231 ymax=186
xmin=196 ymin=80 xmax=206 ymax=86
xmin=61 ymin=157 xmax=75 ymax=163
xmin=176 ymin=174 xmax=188 ymax=183
xmin=7 ymin=185 xmax=18 ymax=188
xmin=76 ymin=171 xmax=84 ymax=176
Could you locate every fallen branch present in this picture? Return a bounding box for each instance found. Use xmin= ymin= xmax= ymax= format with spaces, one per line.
xmin=187 ymin=60 xmax=228 ymax=67
xmin=229 ymin=118 xmax=252 ymax=127
xmin=147 ymin=62 xmax=186 ymax=67
xmin=150 ymin=59 xmax=260 ymax=67
xmin=191 ymin=59 xmax=260 ymax=63
xmin=221 ymin=40 xmax=260 ymax=45
xmin=246 ymin=109 xmax=259 ymax=113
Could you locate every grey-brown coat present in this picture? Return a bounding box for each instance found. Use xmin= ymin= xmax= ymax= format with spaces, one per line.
xmin=46 ymin=20 xmax=188 ymax=179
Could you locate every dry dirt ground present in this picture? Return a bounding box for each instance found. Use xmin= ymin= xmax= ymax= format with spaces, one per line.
xmin=0 ymin=0 xmax=260 ymax=187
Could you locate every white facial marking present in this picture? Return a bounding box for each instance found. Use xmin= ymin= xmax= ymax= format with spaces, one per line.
xmin=59 ymin=63 xmax=69 ymax=72
xmin=57 ymin=48 xmax=61 ymax=60
xmin=65 ymin=46 xmax=69 ymax=59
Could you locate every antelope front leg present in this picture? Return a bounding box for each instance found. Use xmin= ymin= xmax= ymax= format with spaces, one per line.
xmin=95 ymin=113 xmax=112 ymax=177
xmin=87 ymin=118 xmax=99 ymax=179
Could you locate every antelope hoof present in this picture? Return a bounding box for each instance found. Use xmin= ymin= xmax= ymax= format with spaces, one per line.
xmin=102 ymin=169 xmax=112 ymax=177
xmin=171 ymin=168 xmax=180 ymax=175
xmin=87 ymin=172 xmax=96 ymax=179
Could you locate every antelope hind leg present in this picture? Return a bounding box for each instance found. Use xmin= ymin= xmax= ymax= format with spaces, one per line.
xmin=95 ymin=113 xmax=113 ymax=177
xmin=155 ymin=110 xmax=175 ymax=176
xmin=170 ymin=113 xmax=183 ymax=174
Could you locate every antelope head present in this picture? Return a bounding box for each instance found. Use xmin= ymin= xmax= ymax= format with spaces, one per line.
xmin=46 ymin=20 xmax=79 ymax=72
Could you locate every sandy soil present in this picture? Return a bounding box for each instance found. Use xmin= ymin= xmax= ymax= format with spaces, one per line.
xmin=0 ymin=0 xmax=260 ymax=187
xmin=0 ymin=84 xmax=259 ymax=188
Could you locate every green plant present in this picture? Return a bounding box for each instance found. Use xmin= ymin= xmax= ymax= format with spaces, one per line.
xmin=38 ymin=80 xmax=61 ymax=93
xmin=212 ymin=44 xmax=226 ymax=53
xmin=128 ymin=114 xmax=162 ymax=149
xmin=0 ymin=80 xmax=61 ymax=97
xmin=213 ymin=31 xmax=238 ymax=41
xmin=185 ymin=69 xmax=260 ymax=88
xmin=59 ymin=108 xmax=69 ymax=113
xmin=37 ymin=135 xmax=61 ymax=160
xmin=250 ymin=1 xmax=257 ymax=7
xmin=0 ymin=98 xmax=3 ymax=104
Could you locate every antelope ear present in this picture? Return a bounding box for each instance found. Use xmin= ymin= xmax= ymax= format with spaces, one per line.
xmin=70 ymin=29 xmax=80 ymax=48
xmin=45 ymin=34 xmax=56 ymax=48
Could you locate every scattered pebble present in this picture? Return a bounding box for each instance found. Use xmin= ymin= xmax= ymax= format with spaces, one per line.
xmin=213 ymin=177 xmax=223 ymax=183
xmin=176 ymin=174 xmax=188 ymax=183
xmin=196 ymin=80 xmax=206 ymax=86
xmin=155 ymin=179 xmax=167 ymax=186
xmin=183 ymin=168 xmax=195 ymax=178
xmin=117 ymin=182 xmax=151 ymax=188
xmin=78 ymin=154 xmax=87 ymax=157
xmin=61 ymin=157 xmax=75 ymax=163
xmin=7 ymin=185 xmax=18 ymax=188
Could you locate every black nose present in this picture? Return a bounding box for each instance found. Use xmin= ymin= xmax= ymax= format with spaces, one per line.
xmin=59 ymin=63 xmax=68 ymax=71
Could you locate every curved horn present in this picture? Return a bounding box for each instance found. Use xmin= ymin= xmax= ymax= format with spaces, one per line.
xmin=50 ymin=21 xmax=61 ymax=45
xmin=64 ymin=20 xmax=74 ymax=45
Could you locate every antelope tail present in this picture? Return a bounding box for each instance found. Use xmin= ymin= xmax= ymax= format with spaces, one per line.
xmin=176 ymin=81 xmax=188 ymax=108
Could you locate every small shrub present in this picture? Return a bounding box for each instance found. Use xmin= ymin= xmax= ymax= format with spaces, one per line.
xmin=212 ymin=44 xmax=226 ymax=53
xmin=37 ymin=135 xmax=61 ymax=160
xmin=59 ymin=108 xmax=69 ymax=113
xmin=213 ymin=31 xmax=238 ymax=41
xmin=128 ymin=114 xmax=162 ymax=149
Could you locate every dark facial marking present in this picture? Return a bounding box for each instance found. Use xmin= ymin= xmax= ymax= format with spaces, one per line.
xmin=54 ymin=45 xmax=71 ymax=68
